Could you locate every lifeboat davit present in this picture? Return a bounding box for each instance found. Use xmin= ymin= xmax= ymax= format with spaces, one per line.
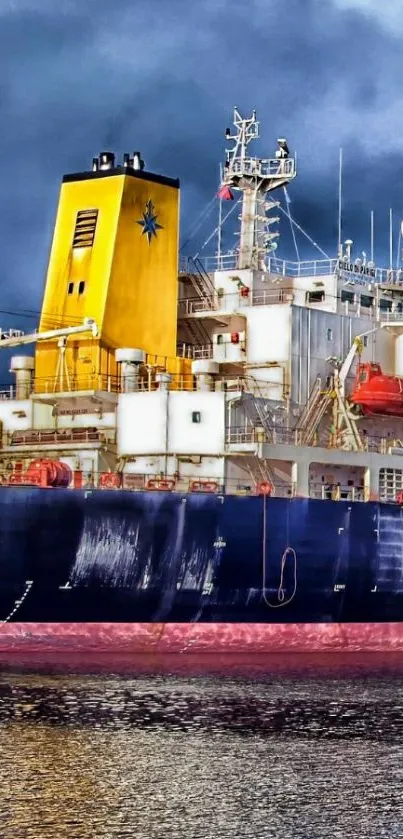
xmin=350 ymin=362 xmax=403 ymax=416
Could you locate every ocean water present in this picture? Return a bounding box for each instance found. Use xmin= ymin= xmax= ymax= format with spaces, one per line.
xmin=0 ymin=655 xmax=402 ymax=839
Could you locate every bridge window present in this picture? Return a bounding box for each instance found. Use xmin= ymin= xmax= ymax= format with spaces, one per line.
xmin=327 ymin=328 xmax=333 ymax=341
xmin=379 ymin=467 xmax=403 ymax=502
xmin=306 ymin=290 xmax=325 ymax=304
xmin=360 ymin=294 xmax=373 ymax=308
xmin=192 ymin=411 xmax=201 ymax=423
xmin=72 ymin=209 xmax=98 ymax=249
xmin=379 ymin=298 xmax=392 ymax=312
xmin=341 ymin=289 xmax=354 ymax=304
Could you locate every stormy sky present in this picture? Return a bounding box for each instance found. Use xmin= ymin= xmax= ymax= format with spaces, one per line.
xmin=0 ymin=0 xmax=402 ymax=340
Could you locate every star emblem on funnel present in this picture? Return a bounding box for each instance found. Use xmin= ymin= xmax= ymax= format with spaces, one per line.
xmin=137 ymin=199 xmax=163 ymax=243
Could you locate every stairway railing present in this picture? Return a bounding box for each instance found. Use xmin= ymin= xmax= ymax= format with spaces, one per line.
xmin=241 ymin=377 xmax=277 ymax=441
xmin=186 ymin=257 xmax=216 ymax=300
xmin=182 ymin=318 xmax=212 ymax=346
xmin=294 ymin=377 xmax=332 ymax=446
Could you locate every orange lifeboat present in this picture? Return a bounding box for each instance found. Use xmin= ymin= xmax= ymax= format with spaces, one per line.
xmin=350 ymin=363 xmax=403 ymax=416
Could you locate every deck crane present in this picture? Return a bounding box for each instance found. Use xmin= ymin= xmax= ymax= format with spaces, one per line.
xmin=331 ymin=327 xmax=378 ymax=399
xmin=298 ymin=327 xmax=380 ymax=451
xmin=0 ymin=318 xmax=98 ymax=394
xmin=0 ymin=317 xmax=98 ymax=348
xmin=327 ymin=327 xmax=379 ymax=451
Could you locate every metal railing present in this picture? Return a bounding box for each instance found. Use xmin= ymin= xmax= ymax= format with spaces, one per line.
xmin=226 ymin=428 xmax=295 ymax=447
xmin=191 ymin=255 xmax=339 ymax=275
xmin=0 ymin=467 xmax=376 ymax=502
xmin=192 ymin=344 xmax=214 ymax=359
xmin=182 ymin=253 xmax=403 ymax=287
xmin=340 ymin=265 xmax=403 ymax=287
xmin=379 ymin=311 xmax=403 ymax=323
xmin=229 ymin=156 xmax=296 ymax=178
xmin=178 ymin=287 xmax=293 ymax=316
xmin=0 ymin=377 xmax=120 ymax=399
xmin=178 ymin=342 xmax=247 ymax=361
xmin=177 ymin=343 xmax=214 ymax=360
xmin=309 ymin=482 xmax=365 ymax=502
xmin=195 ymin=254 xmax=239 ymax=272
xmin=178 ymin=295 xmax=218 ymax=315
xmin=226 ymin=426 xmax=403 ymax=456
xmin=252 ymin=288 xmax=294 ymax=305
xmin=0 ymin=468 xmax=293 ymax=498
xmin=267 ymin=257 xmax=338 ymax=277
xmin=7 ymin=427 xmax=116 ymax=447
xmin=32 ymin=373 xmax=121 ymax=395
xmin=0 ymin=386 xmax=15 ymax=400
xmin=0 ymin=373 xmax=284 ymax=399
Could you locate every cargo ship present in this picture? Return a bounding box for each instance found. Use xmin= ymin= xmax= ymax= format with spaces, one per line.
xmin=1 ymin=107 xmax=403 ymax=655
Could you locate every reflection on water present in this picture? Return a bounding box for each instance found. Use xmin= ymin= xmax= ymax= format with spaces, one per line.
xmin=0 ymin=656 xmax=402 ymax=838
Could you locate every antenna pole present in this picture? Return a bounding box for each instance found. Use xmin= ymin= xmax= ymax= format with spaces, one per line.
xmin=396 ymin=227 xmax=401 ymax=270
xmin=221 ymin=107 xmax=296 ymax=269
xmin=389 ymin=208 xmax=393 ymax=270
xmin=217 ymin=164 xmax=223 ymax=269
xmin=370 ymin=210 xmax=374 ymax=263
xmin=337 ymin=148 xmax=343 ymax=256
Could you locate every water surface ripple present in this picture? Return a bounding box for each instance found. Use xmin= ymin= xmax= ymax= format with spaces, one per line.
xmin=0 ymin=661 xmax=402 ymax=838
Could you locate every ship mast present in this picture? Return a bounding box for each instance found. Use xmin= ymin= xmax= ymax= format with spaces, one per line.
xmin=220 ymin=107 xmax=296 ymax=270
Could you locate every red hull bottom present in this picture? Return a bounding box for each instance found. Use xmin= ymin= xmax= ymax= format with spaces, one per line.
xmin=0 ymin=622 xmax=403 ymax=653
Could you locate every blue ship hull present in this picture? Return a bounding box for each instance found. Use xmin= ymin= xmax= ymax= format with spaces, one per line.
xmin=0 ymin=485 xmax=402 ymax=629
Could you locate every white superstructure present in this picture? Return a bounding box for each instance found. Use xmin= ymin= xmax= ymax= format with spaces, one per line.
xmin=1 ymin=108 xmax=403 ymax=504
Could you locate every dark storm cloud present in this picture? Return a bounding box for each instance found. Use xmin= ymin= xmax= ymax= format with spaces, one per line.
xmin=0 ymin=0 xmax=401 ymax=324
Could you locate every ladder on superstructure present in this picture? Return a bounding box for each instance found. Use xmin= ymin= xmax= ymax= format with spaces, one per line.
xmin=244 ymin=454 xmax=276 ymax=493
xmin=181 ymin=257 xmax=216 ymax=301
xmin=236 ymin=378 xmax=276 ymax=491
xmin=240 ymin=378 xmax=275 ymax=443
xmin=295 ymin=377 xmax=332 ymax=446
xmin=295 ymin=375 xmax=364 ymax=451
xmin=182 ymin=317 xmax=212 ymax=347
